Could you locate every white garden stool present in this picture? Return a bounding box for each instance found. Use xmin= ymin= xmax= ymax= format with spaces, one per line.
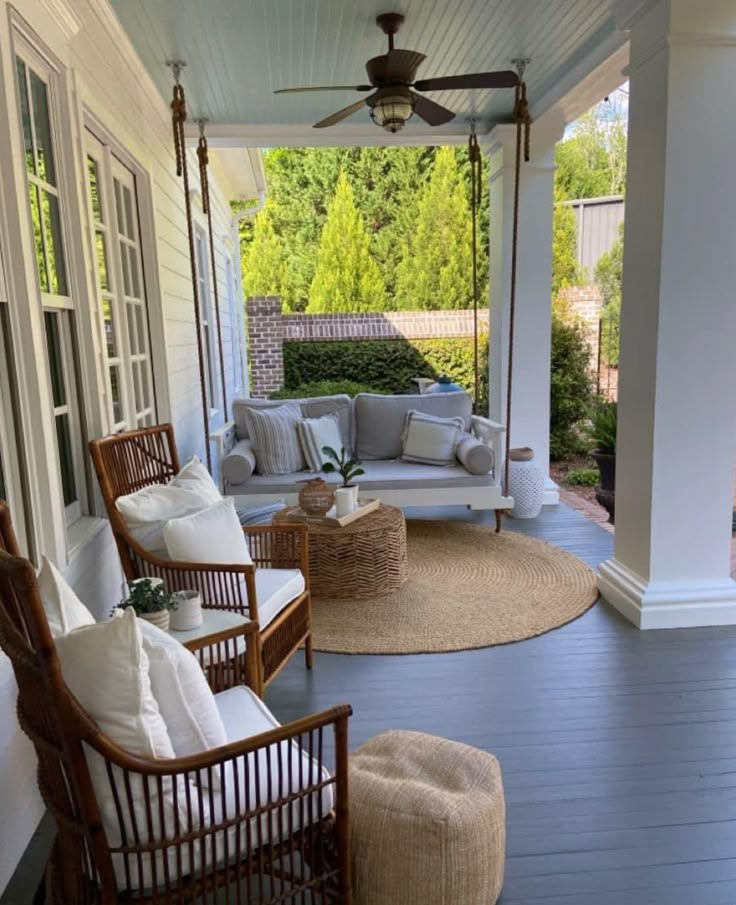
xmin=508 ymin=447 xmax=544 ymax=519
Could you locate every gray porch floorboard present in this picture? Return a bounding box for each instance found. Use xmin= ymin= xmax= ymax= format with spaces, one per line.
xmin=266 ymin=504 xmax=736 ymax=905
xmin=4 ymin=503 xmax=736 ymax=903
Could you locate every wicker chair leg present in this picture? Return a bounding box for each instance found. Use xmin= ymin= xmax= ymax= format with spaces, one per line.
xmin=305 ymin=632 xmax=314 ymax=669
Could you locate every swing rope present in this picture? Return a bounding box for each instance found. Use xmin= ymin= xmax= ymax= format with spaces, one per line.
xmin=468 ymin=120 xmax=482 ymax=416
xmin=170 ymin=64 xmax=212 ymax=471
xmin=503 ymin=78 xmax=532 ymax=500
xmin=197 ymin=121 xmax=229 ymax=421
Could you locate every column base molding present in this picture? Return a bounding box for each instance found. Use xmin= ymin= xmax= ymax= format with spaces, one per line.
xmin=543 ymin=477 xmax=559 ymax=506
xmin=598 ymin=559 xmax=736 ymax=629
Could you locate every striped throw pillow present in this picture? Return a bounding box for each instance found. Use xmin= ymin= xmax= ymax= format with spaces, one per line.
xmin=296 ymin=414 xmax=344 ymax=472
xmin=242 ymin=403 xmax=306 ymax=476
xmin=400 ymin=410 xmax=466 ymax=467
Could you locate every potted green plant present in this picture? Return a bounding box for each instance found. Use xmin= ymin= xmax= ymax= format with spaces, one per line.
xmin=113 ymin=577 xmax=178 ymax=632
xmin=321 ymin=446 xmax=365 ymax=508
xmin=588 ymin=401 xmax=617 ymax=524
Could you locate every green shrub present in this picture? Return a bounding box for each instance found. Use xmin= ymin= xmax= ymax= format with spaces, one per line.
xmin=282 ymin=336 xmax=489 ymax=403
xmin=566 ymin=467 xmax=598 ymax=487
xmin=269 ymin=379 xmax=381 ymax=400
xmin=587 ymin=400 xmax=617 ymax=454
xmin=550 ymin=304 xmax=596 ymax=459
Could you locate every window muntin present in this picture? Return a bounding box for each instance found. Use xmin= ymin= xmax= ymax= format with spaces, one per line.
xmin=194 ymin=226 xmax=218 ymax=413
xmin=15 ymin=47 xmax=88 ymax=529
xmin=16 ymin=56 xmax=67 ymax=297
xmin=84 ymin=129 xmax=155 ymax=430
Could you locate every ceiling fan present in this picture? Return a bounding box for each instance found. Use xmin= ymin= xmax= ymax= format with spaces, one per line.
xmin=275 ymin=12 xmax=519 ymax=133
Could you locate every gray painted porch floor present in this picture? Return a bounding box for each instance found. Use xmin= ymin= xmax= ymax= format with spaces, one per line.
xmin=4 ymin=503 xmax=736 ymax=904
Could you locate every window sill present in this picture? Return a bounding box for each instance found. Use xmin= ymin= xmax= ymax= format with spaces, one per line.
xmin=67 ymin=516 xmax=109 ymax=559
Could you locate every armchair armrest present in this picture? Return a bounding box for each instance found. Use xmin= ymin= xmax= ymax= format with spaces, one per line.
xmin=84 ymin=703 xmax=352 ymax=900
xmin=183 ymin=619 xmax=263 ymax=697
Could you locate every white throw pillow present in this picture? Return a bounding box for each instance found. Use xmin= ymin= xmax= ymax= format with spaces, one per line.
xmin=163 ymin=498 xmax=253 ymax=565
xmin=137 ymin=619 xmax=227 ymax=761
xmin=37 ymin=556 xmax=95 ymax=636
xmin=401 ymin=410 xmax=465 ymax=466
xmin=54 ymin=608 xmax=190 ymax=889
xmin=296 ymin=414 xmax=345 ymax=472
xmin=116 ymin=456 xmax=222 ymax=555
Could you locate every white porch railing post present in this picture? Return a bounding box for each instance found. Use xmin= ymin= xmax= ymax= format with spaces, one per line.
xmin=598 ymin=0 xmax=736 ymax=628
xmin=485 ymin=122 xmax=563 ymax=505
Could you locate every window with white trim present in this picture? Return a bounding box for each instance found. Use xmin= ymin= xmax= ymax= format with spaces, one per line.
xmin=194 ymin=226 xmax=218 ymax=414
xmin=84 ymin=128 xmax=155 ymax=430
xmin=15 ymin=48 xmax=88 ymax=527
xmin=226 ymin=255 xmax=246 ymax=394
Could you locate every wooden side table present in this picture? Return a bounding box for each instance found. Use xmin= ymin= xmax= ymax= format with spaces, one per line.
xmin=170 ymin=609 xmax=262 ymax=695
xmin=274 ymin=503 xmax=408 ymax=599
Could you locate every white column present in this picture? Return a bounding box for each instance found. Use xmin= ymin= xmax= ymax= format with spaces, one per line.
xmin=487 ymin=122 xmax=563 ymax=504
xmin=598 ymin=0 xmax=736 ymax=628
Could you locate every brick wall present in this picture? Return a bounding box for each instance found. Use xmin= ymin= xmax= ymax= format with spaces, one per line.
xmin=247 ymin=298 xmax=489 ymax=396
xmin=558 ymin=285 xmax=603 ymax=366
xmin=246 ymin=293 xmax=603 ymax=397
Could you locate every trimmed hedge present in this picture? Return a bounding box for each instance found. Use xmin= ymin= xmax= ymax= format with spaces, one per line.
xmin=283 ymin=337 xmax=489 ymax=401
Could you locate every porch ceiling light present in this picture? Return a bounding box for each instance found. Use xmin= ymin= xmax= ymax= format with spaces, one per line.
xmin=369 ymin=89 xmax=415 ymax=133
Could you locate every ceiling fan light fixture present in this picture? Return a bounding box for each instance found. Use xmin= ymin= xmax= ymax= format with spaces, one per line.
xmin=370 ymin=91 xmax=415 ymax=133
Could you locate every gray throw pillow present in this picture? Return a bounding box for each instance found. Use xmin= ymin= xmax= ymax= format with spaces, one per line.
xmin=456 ymin=435 xmax=494 ymax=475
xmin=242 ymin=404 xmax=305 ymax=476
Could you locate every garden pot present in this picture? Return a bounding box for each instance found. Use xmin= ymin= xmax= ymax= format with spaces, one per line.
xmin=335 ymin=487 xmax=354 ymax=517
xmin=170 ymin=590 xmax=203 ymax=631
xmin=138 ymin=609 xmax=170 ymax=632
xmin=344 ymin=484 xmax=359 ymax=508
xmin=592 ymin=451 xmax=616 ymax=524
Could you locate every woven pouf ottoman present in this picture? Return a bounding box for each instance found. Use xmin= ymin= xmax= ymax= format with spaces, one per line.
xmin=349 ymin=730 xmax=505 ymax=905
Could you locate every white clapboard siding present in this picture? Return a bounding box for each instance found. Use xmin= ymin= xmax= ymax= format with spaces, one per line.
xmin=0 ymin=0 xmax=249 ymax=893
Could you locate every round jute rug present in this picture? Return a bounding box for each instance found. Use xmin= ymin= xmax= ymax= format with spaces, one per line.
xmin=311 ymin=520 xmax=598 ymax=654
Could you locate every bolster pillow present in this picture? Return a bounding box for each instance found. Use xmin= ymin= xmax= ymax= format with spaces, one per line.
xmin=456 ymin=435 xmax=494 ymax=475
xmin=221 ymin=439 xmax=256 ymax=486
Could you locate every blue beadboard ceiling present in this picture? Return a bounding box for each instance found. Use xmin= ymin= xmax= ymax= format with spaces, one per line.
xmin=109 ymin=0 xmax=624 ymax=142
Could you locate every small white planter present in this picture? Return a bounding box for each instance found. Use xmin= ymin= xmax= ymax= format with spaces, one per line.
xmin=170 ymin=590 xmax=203 ymax=631
xmin=346 ymin=484 xmax=359 ymax=508
xmin=138 ymin=609 xmax=170 ymax=632
xmin=335 ymin=487 xmax=354 ymax=517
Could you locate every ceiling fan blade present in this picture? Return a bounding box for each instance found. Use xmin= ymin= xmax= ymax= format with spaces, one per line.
xmin=411 ymin=92 xmax=455 ymax=127
xmin=275 ymin=85 xmax=373 ymax=94
xmin=413 ymin=70 xmax=519 ymax=92
xmin=313 ymin=98 xmax=369 ymax=129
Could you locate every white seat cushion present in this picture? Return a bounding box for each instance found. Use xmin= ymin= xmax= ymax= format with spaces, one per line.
xmin=255 ymin=568 xmax=306 ymax=629
xmin=214 ymin=686 xmax=334 ymax=841
xmin=37 ymin=556 xmax=95 ymax=636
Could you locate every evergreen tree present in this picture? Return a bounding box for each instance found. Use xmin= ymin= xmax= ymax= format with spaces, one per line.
xmin=395 ymin=147 xmax=475 ymax=310
xmin=307 ymin=171 xmax=387 ymax=313
xmin=552 ymin=186 xmax=583 ymax=296
xmin=241 ymin=204 xmax=292 ymax=309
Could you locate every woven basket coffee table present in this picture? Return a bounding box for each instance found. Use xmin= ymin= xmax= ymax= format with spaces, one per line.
xmin=273 ymin=503 xmax=408 ymax=599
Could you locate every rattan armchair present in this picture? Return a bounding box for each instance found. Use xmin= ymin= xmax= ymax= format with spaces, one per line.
xmin=89 ymin=424 xmax=313 ymax=688
xmin=0 ymin=501 xmax=352 ymax=904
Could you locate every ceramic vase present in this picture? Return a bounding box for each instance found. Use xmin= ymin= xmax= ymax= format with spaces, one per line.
xmin=170 ymin=590 xmax=203 ymax=631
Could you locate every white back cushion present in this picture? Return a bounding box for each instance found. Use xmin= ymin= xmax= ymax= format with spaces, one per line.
xmin=163 ymin=498 xmax=253 ymax=565
xmin=37 ymin=556 xmax=95 ymax=636
xmin=137 ymin=619 xmax=227 ymax=759
xmin=116 ymin=456 xmax=222 ymax=554
xmin=54 ymin=608 xmax=190 ymax=888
